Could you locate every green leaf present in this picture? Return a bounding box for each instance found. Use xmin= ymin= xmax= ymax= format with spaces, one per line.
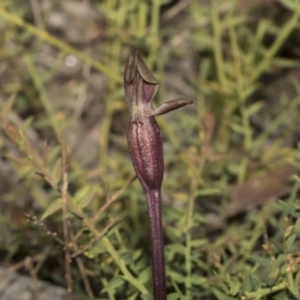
xmin=279 ymin=200 xmax=298 ymax=218
xmin=167 ymin=293 xmax=179 ymax=300
xmin=287 ymin=271 xmax=300 ymax=298
xmin=213 ymin=271 xmax=230 ymax=294
xmin=190 ymin=275 xmax=206 ymax=286
xmin=167 ymin=243 xmax=186 ymax=255
xmin=242 ymin=273 xmax=252 ymax=293
xmin=120 ymin=251 xmax=133 ymax=265
xmin=279 ymin=0 xmax=296 ymax=10
xmin=285 ymin=233 xmax=297 ymax=249
xmin=266 ymin=268 xmax=280 ymax=287
xmin=102 ymin=277 xmax=124 ymax=292
xmin=133 ymin=249 xmax=143 ymax=261
xmin=249 ymin=273 xmax=261 ymax=291
xmin=41 ymin=198 xmax=62 ymax=220
xmin=248 ymin=255 xmax=272 ymax=267
xmin=212 ymin=288 xmax=236 ymax=300
xmin=254 ymin=19 xmax=270 ymax=45
xmin=295 ymin=269 xmax=300 ymax=285
xmin=273 ymin=254 xmax=287 ymax=269
xmin=228 ymin=277 xmax=240 ymax=296
xmin=272 ymin=58 xmax=300 ymax=68
xmin=138 ymin=266 xmax=151 ymax=283
xmin=229 ymin=122 xmax=244 ymax=134
xmin=193 ymin=213 xmax=208 ymax=224
xmin=273 ymin=291 xmax=290 ymax=300
xmin=48 ymin=145 xmax=61 ymax=162
xmin=84 ymin=240 xmax=106 ymax=258
xmin=7 ymin=156 xmax=31 ymax=166
xmin=190 ymin=239 xmax=207 ymax=248
xmin=73 ymin=185 xmax=98 ymax=209
xmin=246 ymin=102 xmax=263 ymax=117
xmin=294 ymin=217 xmax=300 ymax=230
xmin=141 ymin=294 xmax=152 ymax=300
xmin=169 ymin=271 xmax=185 ymax=283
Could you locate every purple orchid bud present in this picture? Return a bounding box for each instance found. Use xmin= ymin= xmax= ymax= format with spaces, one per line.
xmin=124 ymin=50 xmax=193 ymax=300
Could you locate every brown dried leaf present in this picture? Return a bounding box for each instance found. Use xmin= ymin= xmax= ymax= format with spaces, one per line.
xmin=226 ymin=165 xmax=298 ymax=217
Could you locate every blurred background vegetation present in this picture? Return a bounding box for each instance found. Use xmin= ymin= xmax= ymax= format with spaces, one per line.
xmin=1 ymin=0 xmax=300 ymax=299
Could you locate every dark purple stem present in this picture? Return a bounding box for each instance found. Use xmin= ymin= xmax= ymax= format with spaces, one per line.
xmin=146 ymin=189 xmax=166 ymax=300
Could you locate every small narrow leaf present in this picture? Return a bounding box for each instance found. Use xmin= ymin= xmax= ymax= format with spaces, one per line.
xmin=1 ymin=93 xmax=16 ymax=116
xmin=167 ymin=293 xmax=179 ymax=300
xmin=138 ymin=266 xmax=151 ymax=283
xmin=102 ymin=277 xmax=124 ymax=292
xmin=249 ymin=255 xmax=272 ymax=267
xmin=120 ymin=251 xmax=133 ymax=265
xmin=42 ymin=141 xmax=48 ymax=166
xmin=279 ymin=200 xmax=298 ymax=218
xmin=7 ymin=156 xmax=31 ymax=166
xmin=212 ymin=288 xmax=236 ymax=300
xmin=279 ymin=0 xmax=296 ymax=10
xmin=41 ymin=198 xmax=62 ymax=220
xmin=169 ymin=271 xmax=185 ymax=283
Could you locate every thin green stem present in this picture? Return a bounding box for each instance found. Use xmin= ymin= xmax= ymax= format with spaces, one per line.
xmin=211 ymin=0 xmax=227 ymax=89
xmin=83 ymin=219 xmax=150 ymax=295
xmin=0 ymin=5 xmax=122 ymax=82
xmin=148 ymin=0 xmax=161 ymax=69
xmin=248 ymin=6 xmax=300 ymax=84
xmin=23 ymin=55 xmax=60 ymax=140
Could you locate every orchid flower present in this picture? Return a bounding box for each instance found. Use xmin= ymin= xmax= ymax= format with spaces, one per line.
xmin=124 ymin=50 xmax=193 ymax=299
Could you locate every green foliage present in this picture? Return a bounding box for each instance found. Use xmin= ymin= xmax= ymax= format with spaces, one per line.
xmin=1 ymin=0 xmax=300 ymax=299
